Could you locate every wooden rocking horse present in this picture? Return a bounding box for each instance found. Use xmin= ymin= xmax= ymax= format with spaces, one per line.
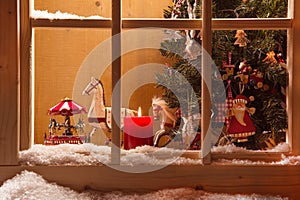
xmin=152 ymin=97 xmax=201 ymax=149
xmin=152 ymin=97 xmax=184 ymax=148
xmin=82 ymin=77 xmax=136 ymax=144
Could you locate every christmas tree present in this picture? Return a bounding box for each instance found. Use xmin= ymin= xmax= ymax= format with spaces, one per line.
xmin=156 ymin=0 xmax=288 ymax=149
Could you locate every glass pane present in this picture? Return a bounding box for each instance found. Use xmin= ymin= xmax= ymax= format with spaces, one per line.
xmin=34 ymin=28 xmax=111 ymax=145
xmin=34 ymin=28 xmax=203 ymax=169
xmin=213 ymin=0 xmax=288 ymax=18
xmin=145 ymin=28 xmax=202 ymax=150
xmin=211 ymin=29 xmax=288 ymax=151
xmin=122 ymin=0 xmax=202 ymax=18
xmin=33 ymin=0 xmax=111 ymax=18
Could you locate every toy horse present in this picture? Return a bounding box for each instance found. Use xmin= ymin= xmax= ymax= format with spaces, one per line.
xmin=82 ymin=77 xmax=136 ymax=144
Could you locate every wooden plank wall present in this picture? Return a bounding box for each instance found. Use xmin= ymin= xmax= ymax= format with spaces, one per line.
xmin=0 ymin=0 xmax=19 ymax=165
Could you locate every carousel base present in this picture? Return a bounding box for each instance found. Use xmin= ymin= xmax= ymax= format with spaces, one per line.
xmin=44 ymin=135 xmax=86 ymax=145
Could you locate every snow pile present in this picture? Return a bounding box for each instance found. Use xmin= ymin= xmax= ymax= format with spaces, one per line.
xmin=211 ymin=142 xmax=291 ymax=153
xmin=19 ymin=143 xmax=299 ymax=166
xmin=31 ymin=10 xmax=104 ymax=20
xmin=265 ymin=142 xmax=291 ymax=152
xmin=214 ymin=155 xmax=300 ymax=165
xmin=0 ymin=171 xmax=81 ymax=199
xmin=211 ymin=143 xmax=300 ymax=165
xmin=19 ymin=144 xmax=110 ymax=166
xmin=0 ymin=170 xmax=287 ymax=200
xmin=19 ymin=144 xmax=201 ymax=166
xmin=211 ymin=144 xmax=249 ymax=153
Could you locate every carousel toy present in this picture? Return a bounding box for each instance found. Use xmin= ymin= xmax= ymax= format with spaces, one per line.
xmin=44 ymin=97 xmax=87 ymax=145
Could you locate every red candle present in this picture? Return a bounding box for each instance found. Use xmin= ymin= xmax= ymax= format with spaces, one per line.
xmin=123 ymin=107 xmax=154 ymax=150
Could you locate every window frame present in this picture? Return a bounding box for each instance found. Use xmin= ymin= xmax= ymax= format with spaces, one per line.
xmin=0 ymin=0 xmax=300 ymax=197
xmin=17 ymin=0 xmax=299 ymax=164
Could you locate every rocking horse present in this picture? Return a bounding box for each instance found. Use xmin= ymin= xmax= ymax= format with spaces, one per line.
xmin=152 ymin=97 xmax=183 ymax=148
xmin=82 ymin=77 xmax=136 ymax=144
xmin=152 ymin=97 xmax=201 ymax=149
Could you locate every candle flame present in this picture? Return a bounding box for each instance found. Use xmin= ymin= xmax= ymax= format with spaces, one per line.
xmin=138 ymin=106 xmax=142 ymax=117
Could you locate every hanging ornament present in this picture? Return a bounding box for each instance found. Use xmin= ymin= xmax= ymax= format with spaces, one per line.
xmin=186 ymin=0 xmax=194 ymax=19
xmin=183 ymin=30 xmax=201 ymax=60
xmin=192 ymin=0 xmax=199 ymax=18
xmin=249 ymin=69 xmax=264 ymax=89
xmin=184 ymin=38 xmax=201 ymax=60
xmin=221 ymin=52 xmax=235 ymax=81
xmin=190 ymin=30 xmax=196 ymax=39
xmin=226 ymin=95 xmax=256 ymax=142
xmin=234 ymin=30 xmax=250 ymax=47
xmin=171 ymin=0 xmax=185 ymax=18
xmin=234 ymin=61 xmax=252 ymax=94
xmin=262 ymin=51 xmax=277 ymax=64
xmin=277 ymin=52 xmax=285 ymax=63
xmin=225 ymin=80 xmax=234 ymax=126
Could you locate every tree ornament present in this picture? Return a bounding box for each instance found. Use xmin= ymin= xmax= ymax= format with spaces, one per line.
xmin=263 ymin=51 xmax=277 ymax=64
xmin=277 ymin=52 xmax=285 ymax=63
xmin=225 ymin=80 xmax=234 ymax=126
xmin=184 ymin=31 xmax=201 ymax=60
xmin=222 ymin=52 xmax=235 ymax=81
xmin=249 ymin=69 xmax=264 ymax=89
xmin=234 ymin=30 xmax=250 ymax=47
xmin=226 ymin=95 xmax=256 ymax=142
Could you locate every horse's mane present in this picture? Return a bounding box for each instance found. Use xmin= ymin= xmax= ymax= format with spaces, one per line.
xmin=152 ymin=97 xmax=178 ymax=124
xmin=97 ymin=79 xmax=106 ymax=106
xmin=152 ymin=97 xmax=167 ymax=107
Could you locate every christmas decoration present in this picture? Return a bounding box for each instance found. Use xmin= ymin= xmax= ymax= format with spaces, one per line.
xmin=226 ymin=95 xmax=256 ymax=142
xmin=44 ymin=97 xmax=87 ymax=145
xmin=156 ymin=0 xmax=288 ymax=150
xmin=234 ymin=30 xmax=250 ymax=47
xmin=82 ymin=77 xmax=137 ymax=145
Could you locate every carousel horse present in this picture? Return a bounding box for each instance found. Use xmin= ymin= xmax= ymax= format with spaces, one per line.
xmin=82 ymin=77 xmax=136 ymax=144
xmin=74 ymin=117 xmax=85 ymax=135
xmin=48 ymin=118 xmax=58 ymax=136
xmin=152 ymin=97 xmax=181 ymax=147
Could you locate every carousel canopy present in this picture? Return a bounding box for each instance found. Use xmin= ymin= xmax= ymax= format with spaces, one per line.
xmin=48 ymin=97 xmax=87 ymax=116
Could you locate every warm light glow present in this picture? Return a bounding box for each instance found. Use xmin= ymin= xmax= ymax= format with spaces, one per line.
xmin=138 ymin=106 xmax=142 ymax=117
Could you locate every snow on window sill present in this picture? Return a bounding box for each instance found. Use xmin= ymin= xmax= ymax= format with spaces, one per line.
xmin=18 ymin=143 xmax=300 ymax=166
xmin=31 ymin=10 xmax=105 ymax=20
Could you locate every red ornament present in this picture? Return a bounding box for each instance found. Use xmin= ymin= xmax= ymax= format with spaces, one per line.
xmin=226 ymin=95 xmax=256 ymax=142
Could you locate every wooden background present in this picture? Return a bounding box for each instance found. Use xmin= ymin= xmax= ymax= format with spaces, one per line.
xmin=34 ymin=0 xmax=171 ymax=144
